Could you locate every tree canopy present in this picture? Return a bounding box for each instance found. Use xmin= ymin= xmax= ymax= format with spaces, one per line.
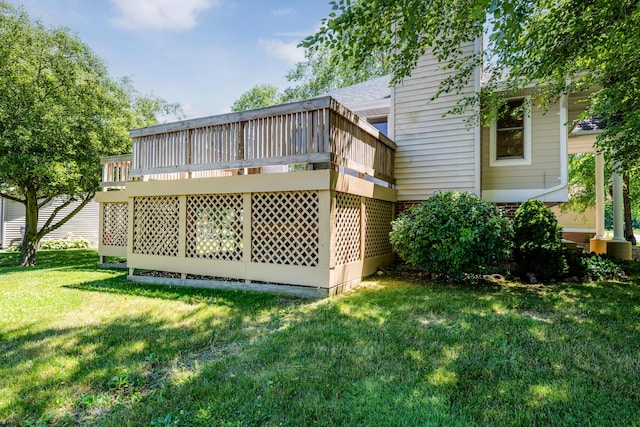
xmin=230 ymin=84 xmax=282 ymax=112
xmin=305 ymin=0 xmax=640 ymax=170
xmin=230 ymin=45 xmax=389 ymax=111
xmin=0 ymin=2 xmax=179 ymax=265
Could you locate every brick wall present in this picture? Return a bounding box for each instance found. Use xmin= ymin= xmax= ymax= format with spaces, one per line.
xmin=396 ymin=200 xmax=424 ymax=216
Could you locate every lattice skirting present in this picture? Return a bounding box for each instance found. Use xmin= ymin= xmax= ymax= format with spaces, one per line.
xmin=102 ymin=202 xmax=128 ymax=247
xmin=100 ymin=186 xmax=395 ymax=294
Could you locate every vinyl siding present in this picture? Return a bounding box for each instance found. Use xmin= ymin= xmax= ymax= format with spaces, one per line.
xmin=393 ymin=43 xmax=479 ymax=201
xmin=482 ymin=102 xmax=562 ymax=190
xmin=551 ymin=205 xmax=595 ymax=231
xmin=1 ymin=198 xmax=99 ymax=249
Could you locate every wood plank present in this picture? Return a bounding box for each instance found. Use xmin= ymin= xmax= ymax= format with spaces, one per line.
xmin=130 ymin=97 xmax=333 ymax=137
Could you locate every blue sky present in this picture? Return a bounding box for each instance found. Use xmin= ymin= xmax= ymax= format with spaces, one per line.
xmin=9 ymin=0 xmax=333 ymax=119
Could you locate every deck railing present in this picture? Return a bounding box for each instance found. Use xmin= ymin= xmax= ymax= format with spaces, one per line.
xmin=129 ymin=97 xmax=395 ymax=183
xmin=101 ymin=154 xmax=132 ymax=189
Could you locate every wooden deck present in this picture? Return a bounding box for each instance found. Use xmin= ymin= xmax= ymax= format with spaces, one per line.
xmin=97 ymin=97 xmax=397 ymax=296
xmin=101 ymin=97 xmax=396 ymax=189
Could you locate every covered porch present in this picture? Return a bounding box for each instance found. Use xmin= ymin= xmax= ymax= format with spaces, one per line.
xmin=568 ymin=123 xmax=632 ymax=259
xmin=97 ymin=97 xmax=398 ymax=297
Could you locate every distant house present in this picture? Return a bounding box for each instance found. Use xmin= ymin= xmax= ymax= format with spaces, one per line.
xmin=0 ymin=197 xmax=99 ymax=250
xmin=94 ymin=41 xmax=621 ymax=296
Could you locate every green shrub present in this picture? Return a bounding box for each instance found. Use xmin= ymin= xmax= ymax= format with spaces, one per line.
xmin=565 ymin=251 xmax=625 ymax=280
xmin=512 ymin=200 xmax=565 ymax=280
xmin=390 ymin=191 xmax=513 ymax=281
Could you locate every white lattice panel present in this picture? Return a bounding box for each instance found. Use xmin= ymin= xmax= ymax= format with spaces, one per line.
xmin=102 ymin=202 xmax=128 ymax=247
xmin=186 ymin=194 xmax=243 ymax=261
xmin=133 ymin=196 xmax=180 ymax=256
xmin=334 ymin=192 xmax=361 ymax=265
xmin=364 ymin=198 xmax=394 ymax=258
xmin=251 ymin=191 xmax=319 ymax=266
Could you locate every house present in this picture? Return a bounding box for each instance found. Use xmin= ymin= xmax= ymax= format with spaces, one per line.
xmin=0 ymin=197 xmax=99 ymax=250
xmin=95 ymin=42 xmax=630 ymax=297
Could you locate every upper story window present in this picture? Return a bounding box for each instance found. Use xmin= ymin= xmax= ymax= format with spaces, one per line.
xmin=490 ymin=97 xmax=531 ymax=167
xmin=368 ymin=116 xmax=388 ymax=136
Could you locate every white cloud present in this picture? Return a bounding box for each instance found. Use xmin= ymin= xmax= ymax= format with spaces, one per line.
xmin=272 ymin=7 xmax=294 ymax=17
xmin=258 ymin=39 xmax=305 ymax=64
xmin=110 ymin=0 xmax=219 ymax=31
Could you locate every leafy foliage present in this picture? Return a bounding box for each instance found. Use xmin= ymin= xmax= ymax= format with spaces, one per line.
xmin=512 ymin=200 xmax=565 ymax=280
xmin=282 ymin=45 xmax=389 ymax=102
xmin=230 ymin=84 xmax=283 ymax=112
xmin=230 ymin=44 xmax=390 ymax=110
xmin=0 ymin=3 xmax=178 ymax=265
xmin=38 ymin=233 xmax=90 ymax=250
xmin=565 ymin=251 xmax=624 ymax=281
xmin=390 ymin=191 xmax=512 ymax=281
xmin=305 ymin=0 xmax=640 ymax=170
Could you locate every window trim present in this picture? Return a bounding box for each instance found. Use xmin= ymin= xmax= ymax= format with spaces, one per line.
xmin=489 ymin=96 xmax=531 ymax=167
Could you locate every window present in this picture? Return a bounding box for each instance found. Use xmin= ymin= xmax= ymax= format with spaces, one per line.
xmin=368 ymin=116 xmax=388 ymax=136
xmin=490 ymin=97 xmax=531 ymax=167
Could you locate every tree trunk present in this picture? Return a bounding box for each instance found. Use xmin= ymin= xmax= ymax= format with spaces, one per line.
xmin=623 ymin=172 xmax=637 ymax=245
xmin=18 ymin=188 xmax=40 ymax=266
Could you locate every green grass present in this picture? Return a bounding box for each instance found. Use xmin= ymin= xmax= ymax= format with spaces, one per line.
xmin=1 ymin=250 xmax=639 ymax=426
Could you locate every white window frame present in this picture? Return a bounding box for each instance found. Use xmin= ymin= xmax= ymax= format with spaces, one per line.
xmin=489 ymin=96 xmax=532 ymax=167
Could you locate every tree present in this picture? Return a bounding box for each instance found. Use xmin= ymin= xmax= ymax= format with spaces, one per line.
xmin=305 ymin=0 xmax=640 ymax=171
xmin=230 ymin=45 xmax=390 ymax=110
xmin=282 ymin=45 xmax=389 ymax=102
xmin=0 ymin=3 xmax=178 ymax=266
xmin=230 ymin=84 xmax=282 ymax=112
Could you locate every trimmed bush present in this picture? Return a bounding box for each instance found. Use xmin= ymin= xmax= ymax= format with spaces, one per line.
xmin=390 ymin=191 xmax=513 ymax=281
xmin=512 ymin=200 xmax=565 ymax=280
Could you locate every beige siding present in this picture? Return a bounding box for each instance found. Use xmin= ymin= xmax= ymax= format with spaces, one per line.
xmin=1 ymin=198 xmax=99 ymax=249
xmin=393 ymin=43 xmax=480 ymax=201
xmin=482 ymin=102 xmax=562 ymax=190
xmin=551 ymin=205 xmax=596 ymax=231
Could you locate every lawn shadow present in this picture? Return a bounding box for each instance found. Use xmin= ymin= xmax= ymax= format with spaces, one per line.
xmin=1 ymin=273 xmax=313 ymax=425
xmin=0 ymin=249 xmax=101 ymax=274
xmin=96 ymin=278 xmax=640 ymax=426
xmin=64 ymin=276 xmax=311 ymax=309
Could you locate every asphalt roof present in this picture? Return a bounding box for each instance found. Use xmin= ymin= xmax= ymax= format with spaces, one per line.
xmin=322 ymin=74 xmax=392 ymax=108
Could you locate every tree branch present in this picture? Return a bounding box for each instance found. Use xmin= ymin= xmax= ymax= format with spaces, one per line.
xmin=38 ymin=193 xmax=94 ymax=237
xmin=0 ymin=192 xmax=26 ymax=204
xmin=39 ymin=196 xmax=78 ymax=232
xmin=37 ymin=194 xmax=57 ymax=209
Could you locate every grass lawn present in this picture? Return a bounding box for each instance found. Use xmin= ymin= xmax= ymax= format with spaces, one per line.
xmin=1 ymin=250 xmax=639 ymax=426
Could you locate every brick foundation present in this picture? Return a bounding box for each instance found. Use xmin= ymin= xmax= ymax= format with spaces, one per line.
xmin=395 ymin=200 xmax=425 ymax=216
xmin=495 ymin=202 xmax=521 ymax=219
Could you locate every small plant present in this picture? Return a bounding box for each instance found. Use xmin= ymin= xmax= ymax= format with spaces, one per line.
xmin=566 ymin=251 xmax=625 ymax=280
xmin=512 ymin=200 xmax=565 ymax=281
xmin=39 ymin=233 xmax=90 ymax=250
xmin=390 ymin=191 xmax=513 ymax=281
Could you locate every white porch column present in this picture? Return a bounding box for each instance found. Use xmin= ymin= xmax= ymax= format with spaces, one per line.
xmin=612 ymin=167 xmax=625 ymax=242
xmin=590 ymin=152 xmax=607 ymax=254
xmin=606 ymin=162 xmax=632 ymax=259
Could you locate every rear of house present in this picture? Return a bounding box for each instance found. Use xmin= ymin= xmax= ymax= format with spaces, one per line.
xmin=95 ymin=41 xmax=599 ymax=295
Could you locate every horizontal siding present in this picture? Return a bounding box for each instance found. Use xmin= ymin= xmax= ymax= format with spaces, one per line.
xmin=393 ymin=43 xmax=479 ymax=201
xmin=1 ymin=198 xmax=99 ymax=249
xmin=551 ymin=205 xmax=596 ymax=230
xmin=3 ymin=199 xmax=24 ymax=248
xmin=482 ymin=103 xmax=562 ymax=191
